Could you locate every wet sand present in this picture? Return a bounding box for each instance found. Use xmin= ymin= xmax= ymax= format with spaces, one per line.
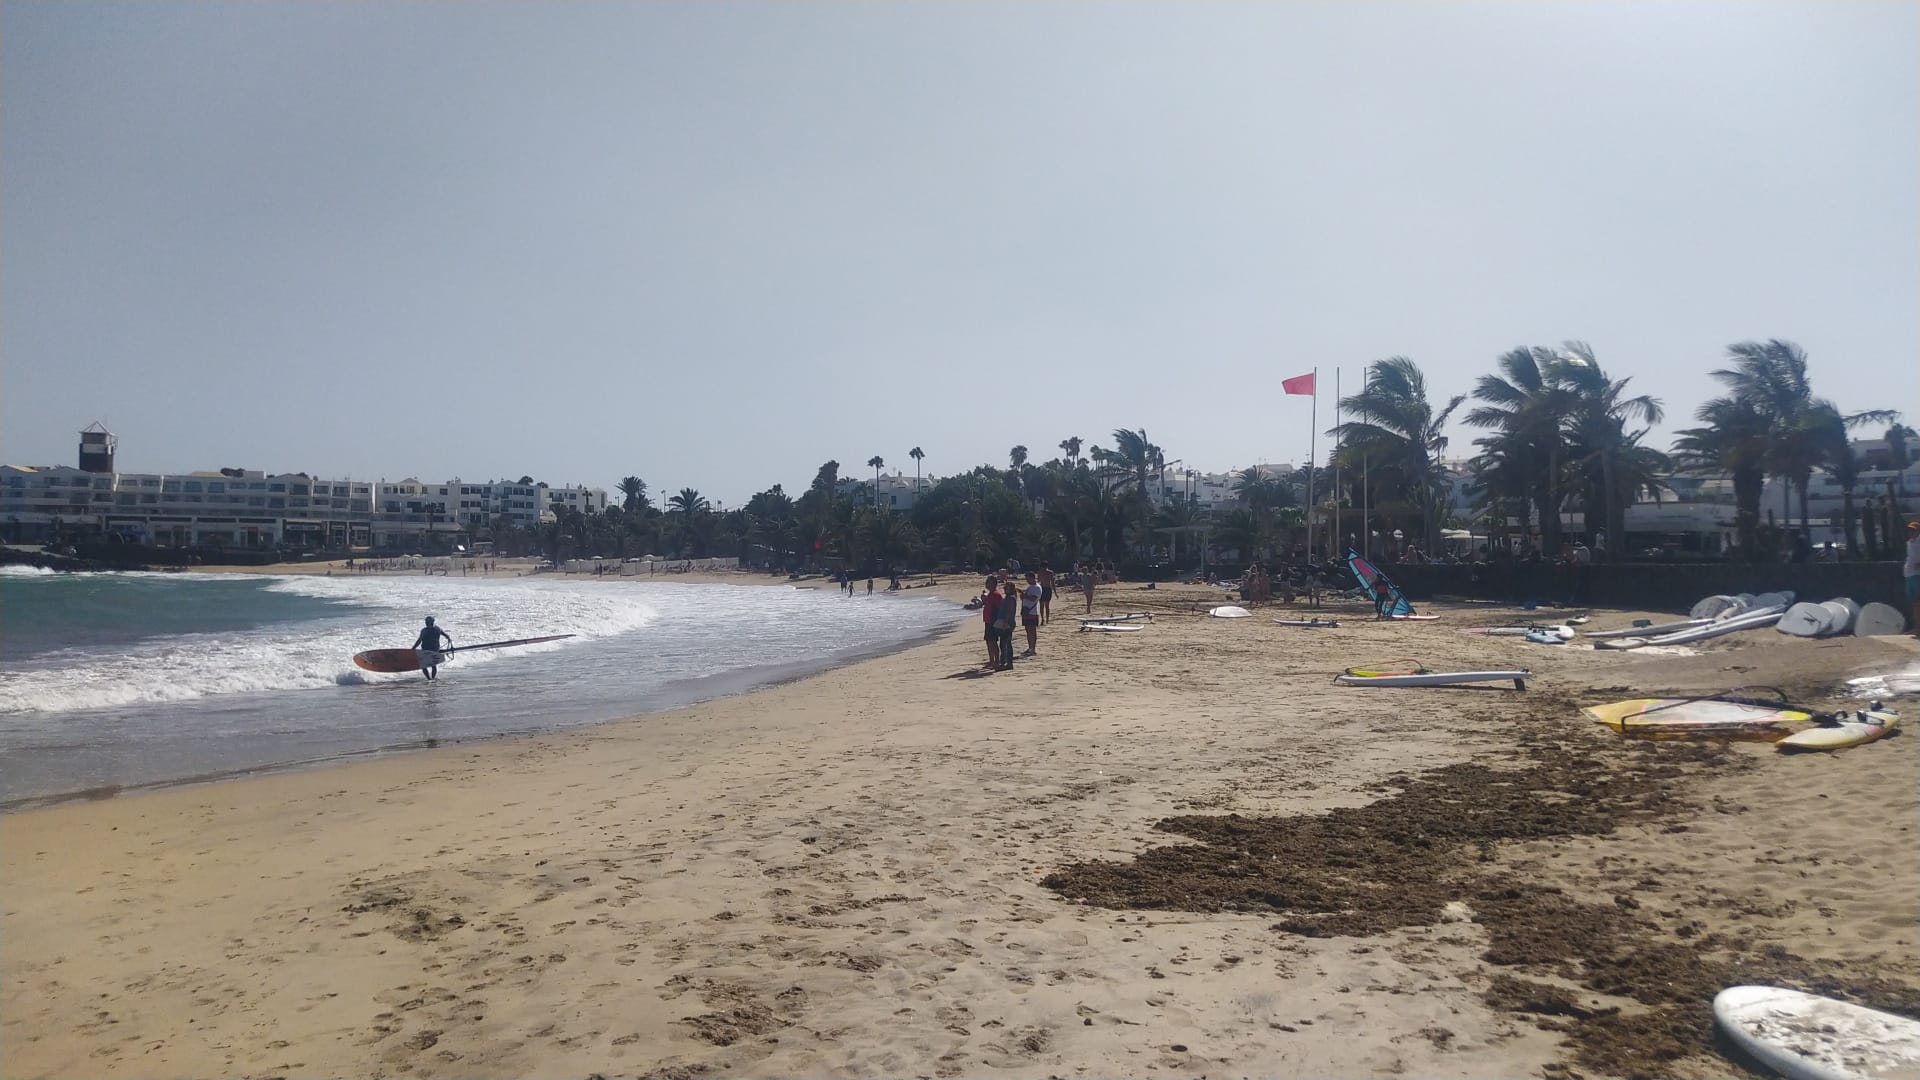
xmin=4 ymin=584 xmax=1916 ymax=1078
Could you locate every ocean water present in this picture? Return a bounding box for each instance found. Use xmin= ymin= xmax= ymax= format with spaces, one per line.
xmin=0 ymin=568 xmax=961 ymax=805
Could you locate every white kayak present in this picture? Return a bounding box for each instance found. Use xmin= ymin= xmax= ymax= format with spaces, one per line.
xmin=1713 ymin=985 xmax=1920 ymax=1080
xmin=1335 ymin=670 xmax=1529 ymax=689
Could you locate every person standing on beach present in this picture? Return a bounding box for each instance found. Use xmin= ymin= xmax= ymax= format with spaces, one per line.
xmin=1081 ymin=562 xmax=1097 ymax=614
xmin=411 ymin=615 xmax=453 ymax=681
xmin=1037 ymin=563 xmax=1055 ymax=624
xmin=1020 ymin=571 xmax=1042 ymax=656
xmin=981 ymin=577 xmax=1002 ymax=670
xmin=994 ymin=580 xmax=1018 ymax=669
xmin=1904 ymin=520 xmax=1920 ymax=637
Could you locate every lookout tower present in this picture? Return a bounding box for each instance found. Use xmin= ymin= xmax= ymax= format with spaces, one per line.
xmin=78 ymin=422 xmax=117 ymax=473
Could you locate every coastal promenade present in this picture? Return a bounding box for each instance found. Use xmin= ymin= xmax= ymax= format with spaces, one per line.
xmin=3 ymin=582 xmax=1916 ymax=1078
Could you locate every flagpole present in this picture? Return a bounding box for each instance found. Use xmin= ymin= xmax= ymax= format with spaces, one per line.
xmin=1306 ymin=366 xmax=1317 ymax=561
xmin=1361 ymin=364 xmax=1370 ymax=561
xmin=1334 ymin=367 xmax=1342 ymax=558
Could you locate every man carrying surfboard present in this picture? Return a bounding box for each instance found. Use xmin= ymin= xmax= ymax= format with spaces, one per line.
xmin=411 ymin=616 xmax=454 ymax=681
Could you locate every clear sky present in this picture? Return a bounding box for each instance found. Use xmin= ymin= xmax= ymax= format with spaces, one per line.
xmin=3 ymin=1 xmax=1915 ymax=505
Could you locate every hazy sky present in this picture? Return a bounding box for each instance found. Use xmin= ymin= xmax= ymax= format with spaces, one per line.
xmin=4 ymin=2 xmax=1915 ymax=505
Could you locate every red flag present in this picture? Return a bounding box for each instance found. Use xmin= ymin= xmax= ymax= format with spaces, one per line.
xmin=1282 ymin=372 xmax=1315 ymax=396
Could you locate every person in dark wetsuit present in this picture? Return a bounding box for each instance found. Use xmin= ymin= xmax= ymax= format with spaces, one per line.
xmin=411 ymin=616 xmax=453 ymax=680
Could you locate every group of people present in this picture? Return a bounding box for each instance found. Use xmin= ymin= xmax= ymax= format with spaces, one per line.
xmin=979 ymin=568 xmax=1050 ymax=671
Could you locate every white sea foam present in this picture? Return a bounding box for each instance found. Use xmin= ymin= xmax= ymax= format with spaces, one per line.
xmin=0 ymin=564 xmax=62 ymax=577
xmin=0 ymin=576 xmax=960 ymax=719
xmin=0 ymin=574 xmax=658 ymax=715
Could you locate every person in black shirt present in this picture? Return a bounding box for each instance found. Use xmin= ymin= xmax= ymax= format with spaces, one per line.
xmin=411 ymin=616 xmax=453 ymax=680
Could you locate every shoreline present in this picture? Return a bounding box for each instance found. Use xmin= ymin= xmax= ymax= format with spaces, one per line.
xmin=0 ymin=577 xmax=971 ymax=813
xmin=4 ymin=586 xmax=1916 ymax=1078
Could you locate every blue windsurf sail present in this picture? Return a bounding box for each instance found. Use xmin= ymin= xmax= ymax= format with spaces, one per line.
xmin=1347 ymin=551 xmax=1415 ymax=618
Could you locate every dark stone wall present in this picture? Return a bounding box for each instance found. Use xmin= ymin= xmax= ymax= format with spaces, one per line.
xmin=1384 ymin=560 xmax=1908 ymax=615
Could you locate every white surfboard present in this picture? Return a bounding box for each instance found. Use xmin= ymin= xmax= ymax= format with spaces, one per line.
xmin=1274 ymin=618 xmax=1339 ymax=627
xmin=1856 ymin=602 xmax=1909 ymax=637
xmin=1713 ymin=985 xmax=1920 ymax=1080
xmin=1777 ymin=602 xmax=1836 ymax=638
xmin=1079 ymin=622 xmax=1144 ymax=633
xmin=1828 ymin=597 xmax=1861 ymax=635
xmin=1208 ymin=606 xmax=1252 ymax=618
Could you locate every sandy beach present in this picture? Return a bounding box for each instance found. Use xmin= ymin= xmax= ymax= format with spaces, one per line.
xmin=4 ymin=581 xmax=1918 ymax=1079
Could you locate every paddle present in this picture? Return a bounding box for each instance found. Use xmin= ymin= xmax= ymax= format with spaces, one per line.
xmin=439 ymin=634 xmax=576 ymax=655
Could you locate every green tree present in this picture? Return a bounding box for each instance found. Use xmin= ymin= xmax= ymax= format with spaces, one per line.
xmin=1331 ymin=356 xmax=1464 ymax=554
xmin=1673 ymin=397 xmax=1771 ymax=561
xmin=909 ymin=446 xmax=925 ymax=498
xmin=1059 ymin=436 xmax=1083 ymax=468
xmin=1552 ymin=343 xmax=1666 ymax=558
xmin=1466 ymin=347 xmax=1576 ymax=553
xmin=867 ymin=456 xmax=885 ymax=507
xmin=617 ymin=476 xmax=650 ymax=514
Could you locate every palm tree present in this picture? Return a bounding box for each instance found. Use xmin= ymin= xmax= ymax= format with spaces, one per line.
xmin=909 ymin=446 xmax=925 ymax=498
xmin=1552 ymin=343 xmax=1664 ymax=558
xmin=1816 ymin=406 xmax=1865 ymax=557
xmin=617 ymin=476 xmax=648 ymax=514
xmin=1010 ymin=445 xmax=1028 ymax=471
xmin=1102 ymin=428 xmax=1163 ymax=550
xmin=1673 ymin=398 xmax=1771 ymax=561
xmin=1332 ymin=356 xmax=1465 ymax=555
xmin=1884 ymin=423 xmax=1915 ymax=500
xmin=866 ymin=456 xmax=885 ymax=507
xmin=669 ymin=487 xmax=709 ymax=534
xmin=1059 ymin=436 xmax=1083 ymax=468
xmin=1713 ymin=340 xmax=1896 ymax=533
xmin=1467 ymin=347 xmax=1575 ymax=553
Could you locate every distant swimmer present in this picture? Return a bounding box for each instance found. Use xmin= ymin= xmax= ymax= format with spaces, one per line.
xmin=411 ymin=616 xmax=454 ymax=680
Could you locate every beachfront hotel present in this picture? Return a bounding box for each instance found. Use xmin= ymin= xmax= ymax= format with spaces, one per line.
xmin=0 ymin=425 xmax=607 ymax=552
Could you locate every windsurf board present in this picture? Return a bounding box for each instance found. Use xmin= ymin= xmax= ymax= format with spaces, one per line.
xmin=1335 ymin=670 xmax=1528 ymax=689
xmin=1584 ymin=697 xmax=1809 ymax=740
xmin=1777 ymin=711 xmax=1899 ymax=751
xmin=1713 ymin=985 xmax=1920 ymax=1080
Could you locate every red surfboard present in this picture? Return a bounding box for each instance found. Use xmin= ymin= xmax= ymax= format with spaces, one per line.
xmin=351 ymin=635 xmax=575 ymax=673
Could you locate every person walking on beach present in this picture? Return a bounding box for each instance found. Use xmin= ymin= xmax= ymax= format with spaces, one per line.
xmin=1904 ymin=520 xmax=1920 ymax=637
xmin=1020 ymin=570 xmax=1042 ymax=657
xmin=1081 ymin=562 xmax=1097 ymax=614
xmin=981 ymin=576 xmax=1003 ymax=670
xmin=411 ymin=615 xmax=453 ymax=681
xmin=1037 ymin=563 xmax=1055 ymax=624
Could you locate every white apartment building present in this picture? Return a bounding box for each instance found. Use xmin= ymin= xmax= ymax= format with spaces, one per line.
xmin=836 ymin=471 xmax=933 ymax=511
xmin=1 ymin=465 xmax=375 ymax=549
xmin=1 ymin=428 xmax=608 ymax=551
xmin=1150 ymin=463 xmax=1297 ymax=512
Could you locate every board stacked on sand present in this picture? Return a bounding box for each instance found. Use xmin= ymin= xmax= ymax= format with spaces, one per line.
xmin=1856 ymin=602 xmax=1910 ymax=637
xmin=1208 ymin=606 xmax=1252 ymax=618
xmin=1079 ymin=622 xmax=1144 ymax=633
xmin=1713 ymin=985 xmax=1920 ymax=1080
xmin=1274 ymin=617 xmax=1339 ymax=628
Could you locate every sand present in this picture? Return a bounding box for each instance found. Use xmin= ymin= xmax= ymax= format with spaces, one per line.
xmin=4 ymin=583 xmax=1917 ymax=1079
